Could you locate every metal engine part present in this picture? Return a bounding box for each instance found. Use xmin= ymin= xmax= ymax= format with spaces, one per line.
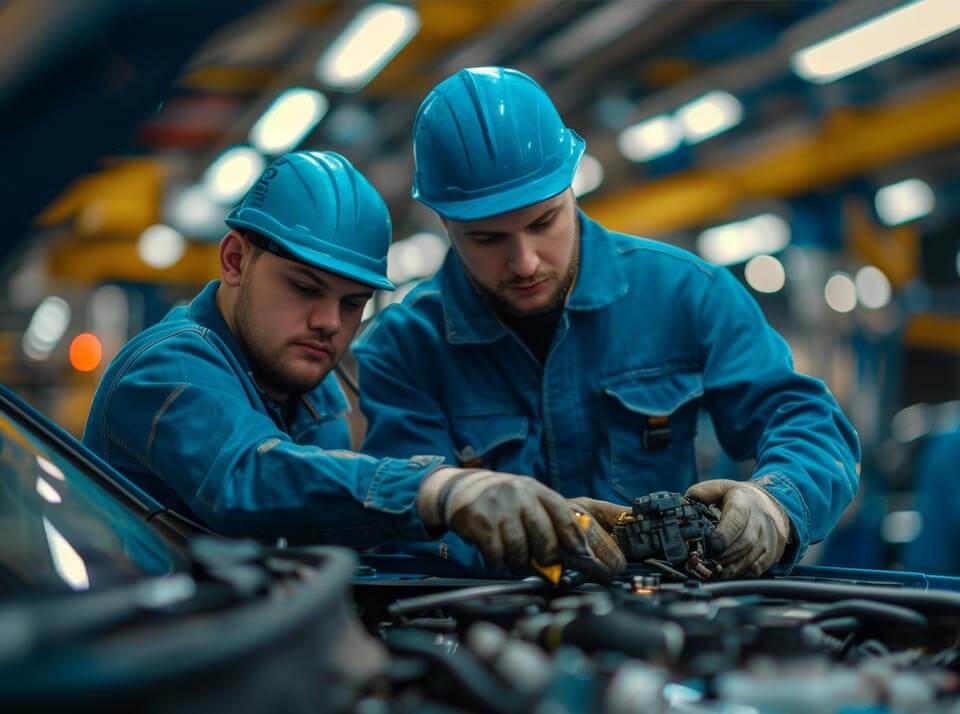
xmin=611 ymin=491 xmax=721 ymax=566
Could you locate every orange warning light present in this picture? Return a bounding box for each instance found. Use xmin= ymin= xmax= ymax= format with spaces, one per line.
xmin=69 ymin=333 xmax=102 ymax=372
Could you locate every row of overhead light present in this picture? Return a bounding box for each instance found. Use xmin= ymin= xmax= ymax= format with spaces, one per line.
xmin=22 ymin=286 xmax=131 ymax=371
xmin=135 ymin=0 xmax=956 ymax=274
xmin=618 ymin=90 xmax=744 ymax=163
xmin=694 ymin=174 xmax=943 ymax=311
xmin=22 ymin=294 xmax=103 ymax=370
xmin=737 ymin=253 xmax=894 ymax=313
xmin=699 ymin=177 xmax=936 ymax=268
xmin=615 ymin=0 xmax=960 ymax=165
xmin=139 ymin=3 xmax=420 ymax=270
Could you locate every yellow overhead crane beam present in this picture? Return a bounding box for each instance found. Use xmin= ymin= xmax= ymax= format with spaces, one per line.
xmin=38 ymin=159 xmax=163 ymax=237
xmin=365 ymin=0 xmax=541 ymax=98
xmin=583 ymin=82 xmax=960 ymax=236
xmin=47 ymin=240 xmax=220 ymax=285
xmin=39 ymin=159 xmax=220 ymax=284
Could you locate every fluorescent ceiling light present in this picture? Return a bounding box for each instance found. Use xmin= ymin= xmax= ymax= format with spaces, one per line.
xmin=250 ymin=88 xmax=329 ymax=155
xmin=618 ymin=115 xmax=683 ymax=162
xmin=882 ymin=510 xmax=923 ymax=544
xmin=23 ymin=295 xmax=71 ymax=360
xmin=387 ymin=232 xmax=448 ymax=285
xmin=744 ymin=255 xmax=786 ymax=294
xmin=855 ymin=265 xmax=892 ymax=309
xmin=824 ymin=272 xmax=857 ymax=313
xmin=696 ymin=214 xmax=790 ymax=266
xmin=572 ymin=154 xmax=604 ymax=197
xmin=875 ymin=178 xmax=935 ymax=226
xmin=138 ymin=224 xmax=186 ymax=269
xmin=91 ymin=284 xmax=128 ymax=337
xmin=676 ymin=91 xmax=744 ymax=144
xmin=317 ymin=4 xmax=420 ymax=91
xmin=169 ymin=184 xmax=227 ymax=238
xmin=791 ymin=0 xmax=960 ymax=84
xmin=203 ymin=147 xmax=265 ymax=205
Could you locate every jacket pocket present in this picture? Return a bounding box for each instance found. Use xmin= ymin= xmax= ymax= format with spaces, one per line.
xmin=602 ymin=371 xmax=703 ymax=501
xmin=449 ymin=414 xmax=529 ymax=470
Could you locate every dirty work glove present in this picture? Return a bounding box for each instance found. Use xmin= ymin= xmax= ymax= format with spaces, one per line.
xmin=566 ymin=497 xmax=629 ymax=577
xmin=417 ymin=467 xmax=616 ymax=576
xmin=567 ymin=496 xmax=631 ymax=531
xmin=685 ymin=479 xmax=791 ymax=578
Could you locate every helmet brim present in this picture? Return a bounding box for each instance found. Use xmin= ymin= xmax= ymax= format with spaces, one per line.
xmin=225 ymin=215 xmax=396 ymax=291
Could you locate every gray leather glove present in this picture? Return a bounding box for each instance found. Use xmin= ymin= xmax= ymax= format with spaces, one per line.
xmin=567 ymin=496 xmax=631 ymax=531
xmin=566 ymin=497 xmax=629 ymax=577
xmin=418 ymin=467 xmax=619 ymax=576
xmin=685 ymin=479 xmax=791 ymax=578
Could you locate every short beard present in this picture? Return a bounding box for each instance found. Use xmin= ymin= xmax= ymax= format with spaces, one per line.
xmin=234 ymin=283 xmax=321 ymax=400
xmin=466 ymin=238 xmax=580 ymax=318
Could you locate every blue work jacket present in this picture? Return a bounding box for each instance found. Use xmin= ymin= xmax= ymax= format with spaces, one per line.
xmin=83 ymin=281 xmax=441 ymax=546
xmin=354 ymin=211 xmax=861 ymax=568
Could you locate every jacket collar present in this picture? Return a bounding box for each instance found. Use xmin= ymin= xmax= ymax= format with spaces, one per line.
xmin=439 ymin=210 xmax=628 ymax=344
xmin=186 ymin=280 xmax=253 ymax=372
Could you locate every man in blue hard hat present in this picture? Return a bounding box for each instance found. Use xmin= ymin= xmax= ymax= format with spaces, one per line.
xmin=84 ymin=150 xmax=627 ymax=577
xmin=353 ymin=68 xmax=862 ymax=577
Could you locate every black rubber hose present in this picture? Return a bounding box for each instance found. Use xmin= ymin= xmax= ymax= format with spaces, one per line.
xmin=702 ymin=580 xmax=960 ymax=615
xmin=387 ymin=578 xmax=547 ymax=618
xmin=552 ymin=609 xmax=685 ymax=664
xmin=810 ymin=599 xmax=928 ymax=630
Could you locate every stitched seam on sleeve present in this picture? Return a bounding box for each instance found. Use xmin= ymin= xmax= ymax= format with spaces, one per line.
xmin=147 ymin=383 xmax=189 ymax=464
xmin=99 ymin=326 xmax=208 ymax=443
xmin=104 ymin=431 xmax=154 ymax=471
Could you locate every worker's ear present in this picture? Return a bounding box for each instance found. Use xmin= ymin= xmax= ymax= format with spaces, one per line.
xmin=219 ymin=231 xmax=249 ymax=287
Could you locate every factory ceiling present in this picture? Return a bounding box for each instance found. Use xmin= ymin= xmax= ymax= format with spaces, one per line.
xmin=2 ymin=0 xmax=959 ymax=285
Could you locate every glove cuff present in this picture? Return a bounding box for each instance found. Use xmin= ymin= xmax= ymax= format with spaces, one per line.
xmin=416 ymin=467 xmax=488 ymax=526
xmin=745 ymin=481 xmax=792 ymax=544
xmin=416 ymin=466 xmax=459 ymax=526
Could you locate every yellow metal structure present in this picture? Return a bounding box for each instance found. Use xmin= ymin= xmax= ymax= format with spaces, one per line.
xmin=845 ymin=198 xmax=919 ymax=289
xmin=584 ymin=83 xmax=960 ymax=236
xmin=48 ymin=240 xmax=219 ymax=284
xmin=905 ymin=314 xmax=960 ymax=354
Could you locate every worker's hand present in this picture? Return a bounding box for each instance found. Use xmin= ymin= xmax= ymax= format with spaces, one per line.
xmin=417 ymin=468 xmax=620 ymax=577
xmin=566 ymin=498 xmax=629 ymax=578
xmin=685 ymin=479 xmax=791 ymax=578
xmin=567 ymin=496 xmax=631 ymax=531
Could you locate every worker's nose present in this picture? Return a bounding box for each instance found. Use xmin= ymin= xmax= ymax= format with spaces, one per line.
xmin=308 ymin=298 xmax=341 ymax=335
xmin=508 ymin=234 xmax=540 ymax=278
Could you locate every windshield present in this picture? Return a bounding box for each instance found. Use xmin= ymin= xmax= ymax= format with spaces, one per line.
xmin=0 ymin=409 xmax=182 ymax=595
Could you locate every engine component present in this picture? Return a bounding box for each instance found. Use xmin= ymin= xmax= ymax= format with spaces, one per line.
xmin=611 ymin=491 xmax=720 ymax=569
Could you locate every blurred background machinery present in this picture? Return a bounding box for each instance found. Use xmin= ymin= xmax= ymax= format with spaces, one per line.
xmin=2 ymin=0 xmax=960 ymax=572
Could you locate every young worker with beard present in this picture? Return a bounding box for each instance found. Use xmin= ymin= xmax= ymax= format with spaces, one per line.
xmin=84 ymin=151 xmax=627 ymax=577
xmin=353 ymin=68 xmax=862 ymax=577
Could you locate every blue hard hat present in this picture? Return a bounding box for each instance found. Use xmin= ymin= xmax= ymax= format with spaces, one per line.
xmin=225 ymin=151 xmax=395 ymax=290
xmin=411 ymin=67 xmax=585 ymax=221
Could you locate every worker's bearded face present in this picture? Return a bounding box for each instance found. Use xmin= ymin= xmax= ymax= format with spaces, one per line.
xmin=232 ymin=250 xmax=371 ymax=401
xmin=444 ymin=189 xmax=580 ymax=318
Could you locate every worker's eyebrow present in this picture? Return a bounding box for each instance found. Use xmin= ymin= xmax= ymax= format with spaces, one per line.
xmin=286 ymin=266 xmax=373 ymax=300
xmin=530 ymin=205 xmax=561 ymax=225
xmin=464 ymin=203 xmax=562 ymax=238
xmin=286 ymin=265 xmax=328 ymax=288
